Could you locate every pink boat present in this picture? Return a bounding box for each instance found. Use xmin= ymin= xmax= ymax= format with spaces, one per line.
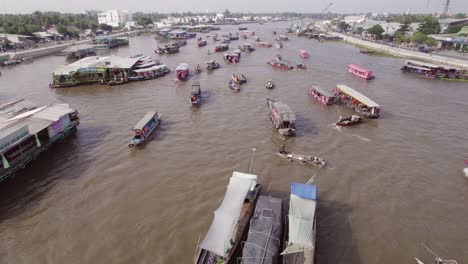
xmin=300 ymin=49 xmax=309 ymax=58
xmin=348 ymin=64 xmax=374 ymax=79
xmin=308 ymin=85 xmax=336 ymax=105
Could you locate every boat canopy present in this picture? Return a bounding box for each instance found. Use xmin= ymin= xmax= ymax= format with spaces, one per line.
xmin=133 ymin=111 xmax=157 ymax=130
xmin=241 ymin=195 xmax=282 ymax=264
xmin=199 ymin=171 xmax=258 ymax=257
xmin=336 ymin=85 xmax=380 ymax=108
xmin=348 ymin=64 xmax=371 ymax=73
xmin=135 ymin=61 xmax=157 ymax=69
xmin=310 ymin=86 xmax=334 ymax=98
xmin=405 ymin=60 xmax=439 ymax=69
xmin=281 ymin=183 xmax=317 ymax=255
xmin=271 ymin=102 xmax=296 ymax=121
xmin=176 ymin=63 xmax=189 ymax=71
xmin=133 ymin=65 xmax=167 ymax=73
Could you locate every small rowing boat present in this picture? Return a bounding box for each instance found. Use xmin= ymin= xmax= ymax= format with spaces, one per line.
xmin=336 ymin=115 xmax=362 ymax=127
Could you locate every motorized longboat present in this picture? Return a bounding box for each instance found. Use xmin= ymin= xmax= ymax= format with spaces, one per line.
xmin=335 ymin=115 xmax=362 ymax=127
xmin=333 ymin=85 xmax=380 ymax=119
xmin=190 ymin=81 xmax=202 ymax=106
xmin=206 ymin=60 xmax=220 ymax=70
xmin=128 ymin=111 xmax=160 ymax=148
xmin=266 ymin=97 xmax=296 ymax=136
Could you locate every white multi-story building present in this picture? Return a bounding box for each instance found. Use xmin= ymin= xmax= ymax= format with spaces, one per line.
xmin=98 ymin=10 xmax=133 ymax=27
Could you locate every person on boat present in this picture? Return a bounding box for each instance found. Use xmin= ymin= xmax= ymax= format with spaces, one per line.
xmin=351 ymin=115 xmax=360 ymax=121
xmin=279 ymin=144 xmax=286 ymax=154
xmin=135 ymin=130 xmax=142 ymax=139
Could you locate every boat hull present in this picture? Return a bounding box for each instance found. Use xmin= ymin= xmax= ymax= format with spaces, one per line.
xmin=128 ymin=119 xmax=160 ymax=148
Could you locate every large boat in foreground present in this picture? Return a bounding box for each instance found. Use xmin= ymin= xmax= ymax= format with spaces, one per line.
xmin=333 ymin=85 xmax=380 ymax=119
xmin=267 ymin=97 xmax=296 ymax=136
xmin=128 ymin=111 xmax=160 ymax=148
xmin=282 ymin=183 xmax=318 ymax=264
xmin=195 ymin=171 xmax=261 ymax=264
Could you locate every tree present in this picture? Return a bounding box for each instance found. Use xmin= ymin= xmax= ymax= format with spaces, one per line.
xmin=446 ymin=25 xmax=463 ymax=34
xmin=99 ymin=23 xmax=113 ymax=32
xmin=368 ymin=25 xmax=384 ymax=39
xmin=454 ymin=13 xmax=466 ymax=19
xmin=396 ymin=22 xmax=410 ymax=36
xmin=411 ymin=32 xmax=427 ymax=44
xmin=418 ymin=16 xmax=440 ymax=35
xmin=223 ymin=9 xmax=232 ymax=18
xmin=136 ymin=17 xmax=153 ymax=27
xmin=337 ymin=21 xmax=350 ymax=32
xmin=424 ymin=37 xmax=437 ymax=46
xmin=355 ymin=27 xmax=364 ymax=35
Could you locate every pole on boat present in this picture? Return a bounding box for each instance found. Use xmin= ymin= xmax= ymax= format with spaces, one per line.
xmin=249 ymin=148 xmax=256 ymax=174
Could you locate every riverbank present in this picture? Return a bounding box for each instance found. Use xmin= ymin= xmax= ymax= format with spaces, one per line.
xmin=330 ymin=32 xmax=468 ymax=69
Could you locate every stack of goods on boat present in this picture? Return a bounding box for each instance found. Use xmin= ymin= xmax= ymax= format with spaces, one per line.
xmin=128 ymin=111 xmax=160 ymax=148
xmin=256 ymin=42 xmax=272 ymax=48
xmin=267 ymin=56 xmax=294 ymax=70
xmin=333 ymin=85 xmax=380 ymax=119
xmin=206 ymin=60 xmax=220 ymax=70
xmin=223 ymin=50 xmax=241 ymax=64
xmin=282 ymin=183 xmax=318 ymax=264
xmin=238 ymin=195 xmax=283 ymax=263
xmin=195 ymin=171 xmax=261 ymax=264
xmin=176 ymin=63 xmax=190 ymax=81
xmin=63 ymin=45 xmax=96 ymax=60
xmin=401 ymin=60 xmax=468 ymax=81
xmin=51 ymin=55 xmax=152 ymax=87
xmin=348 ymin=64 xmax=375 ymax=80
xmin=229 ymin=73 xmax=247 ymax=92
xmin=92 ymin=37 xmax=129 ymax=49
xmin=300 ymin=49 xmax=310 ymax=59
xmin=267 ymin=97 xmax=296 ymax=136
xmin=215 ymin=44 xmax=229 ymax=52
xmin=190 ymin=82 xmax=202 ymax=106
xmin=308 ymin=85 xmax=337 ymax=105
xmin=0 ymin=99 xmax=79 ymax=182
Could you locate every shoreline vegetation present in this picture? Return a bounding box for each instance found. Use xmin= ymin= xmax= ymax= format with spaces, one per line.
xmin=340 ymin=40 xmax=401 ymax=58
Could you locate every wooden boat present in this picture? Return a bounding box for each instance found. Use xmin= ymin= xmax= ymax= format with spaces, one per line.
xmin=224 ymin=53 xmax=240 ymax=63
xmin=242 ymin=43 xmax=255 ymax=52
xmin=266 ymin=97 xmax=296 ymax=136
xmin=401 ymin=60 xmax=468 ymax=81
xmin=129 ymin=65 xmax=171 ymax=81
xmin=282 ymin=183 xmax=318 ymax=264
xmin=215 ymin=44 xmax=229 ymax=52
xmin=195 ymin=172 xmax=261 ymax=264
xmin=333 ymin=85 xmax=380 ymax=119
xmin=239 ymin=27 xmax=248 ymax=30
xmin=197 ymin=38 xmax=207 ymax=47
xmin=239 ymin=195 xmax=283 ymax=264
xmin=256 ymin=42 xmax=272 ymax=48
xmin=268 ymin=58 xmax=294 ymax=70
xmin=155 ymin=44 xmax=180 ymax=54
xmin=348 ymin=64 xmax=374 ymax=79
xmin=266 ymin=80 xmax=274 ymax=89
xmin=308 ymin=85 xmax=336 ymax=105
xmin=174 ymin=40 xmax=187 ymax=46
xmin=229 ymin=80 xmax=240 ymax=93
xmin=128 ymin=111 xmax=160 ymax=148
xmin=176 ymin=63 xmax=189 ymax=81
xmin=206 ymin=60 xmax=220 ymax=70
xmin=277 ymin=151 xmax=327 ymax=167
xmin=229 ymin=35 xmax=239 ymax=41
xmin=300 ymin=49 xmax=310 ymax=58
xmin=336 ymin=115 xmax=362 ymax=127
xmin=231 ymin=73 xmax=246 ymax=84
xmin=190 ymin=81 xmax=201 ymax=106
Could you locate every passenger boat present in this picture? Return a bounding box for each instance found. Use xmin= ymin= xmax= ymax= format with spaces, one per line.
xmin=224 ymin=53 xmax=240 ymax=63
xmin=267 ymin=57 xmax=294 ymax=70
xmin=206 ymin=60 xmax=220 ymax=70
xmin=266 ymin=97 xmax=296 ymax=136
xmin=176 ymin=63 xmax=189 ymax=81
xmin=256 ymin=42 xmax=272 ymax=48
xmin=197 ymin=38 xmax=207 ymax=47
xmin=239 ymin=195 xmax=283 ymax=264
xmin=401 ymin=60 xmax=468 ymax=81
xmin=348 ymin=64 xmax=374 ymax=79
xmin=129 ymin=65 xmax=171 ymax=81
xmin=333 ymin=84 xmax=380 ymax=119
xmin=266 ymin=80 xmax=274 ymax=89
xmin=190 ymin=81 xmax=201 ymax=106
xmin=281 ymin=183 xmax=318 ymax=264
xmin=195 ymin=171 xmax=261 ymax=264
xmin=336 ymin=115 xmax=362 ymax=127
xmin=229 ymin=80 xmax=240 ymax=93
xmin=215 ymin=44 xmax=229 ymax=52
xmin=300 ymin=49 xmax=310 ymax=58
xmin=308 ymin=85 xmax=336 ymax=105
xmin=128 ymin=111 xmax=160 ymax=148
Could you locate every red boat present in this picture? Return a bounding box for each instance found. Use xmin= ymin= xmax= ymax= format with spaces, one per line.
xmin=267 ymin=58 xmax=294 ymax=70
xmin=348 ymin=64 xmax=374 ymax=79
xmin=215 ymin=44 xmax=229 ymax=52
xmin=308 ymin=86 xmax=336 ymax=105
xmin=175 ymin=63 xmax=189 ymax=81
xmin=300 ymin=49 xmax=309 ymax=58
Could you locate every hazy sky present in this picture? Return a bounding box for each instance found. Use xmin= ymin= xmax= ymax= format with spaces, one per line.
xmin=1 ymin=0 xmax=467 ymax=14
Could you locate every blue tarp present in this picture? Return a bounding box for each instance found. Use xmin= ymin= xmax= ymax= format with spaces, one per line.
xmin=291 ymin=183 xmax=317 ymax=200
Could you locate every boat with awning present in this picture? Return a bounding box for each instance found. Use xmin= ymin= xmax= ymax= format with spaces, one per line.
xmin=333 ymin=85 xmax=380 ymax=119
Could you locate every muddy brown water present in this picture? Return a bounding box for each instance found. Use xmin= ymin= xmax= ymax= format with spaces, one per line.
xmin=0 ymin=22 xmax=467 ymax=264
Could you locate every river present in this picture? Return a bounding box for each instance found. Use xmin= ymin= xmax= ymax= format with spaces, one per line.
xmin=0 ymin=22 xmax=467 ymax=264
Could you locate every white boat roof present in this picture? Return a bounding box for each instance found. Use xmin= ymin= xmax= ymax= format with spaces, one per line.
xmin=135 ymin=61 xmax=157 ymax=69
xmin=54 ymin=55 xmax=140 ymax=75
xmin=199 ymin=171 xmax=258 ymax=257
xmin=310 ymin=85 xmax=334 ymax=98
xmin=281 ymin=193 xmax=317 ymax=255
xmin=133 ymin=65 xmax=168 ymax=73
xmin=176 ymin=63 xmax=189 ymax=71
xmin=336 ymin=85 xmax=380 ymax=108
xmin=405 ymin=59 xmax=439 ymax=69
xmin=133 ymin=111 xmax=156 ymax=130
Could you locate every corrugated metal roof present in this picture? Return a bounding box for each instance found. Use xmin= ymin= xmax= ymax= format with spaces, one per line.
xmin=53 ymin=55 xmax=140 ymax=75
xmin=336 ymin=85 xmax=380 ymax=108
xmin=34 ymin=105 xmax=74 ymax=122
xmin=310 ymin=86 xmax=334 ymax=98
xmin=134 ymin=111 xmax=157 ymax=130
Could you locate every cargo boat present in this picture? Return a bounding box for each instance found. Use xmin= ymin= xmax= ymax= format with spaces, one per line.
xmin=333 ymin=84 xmax=380 ymax=119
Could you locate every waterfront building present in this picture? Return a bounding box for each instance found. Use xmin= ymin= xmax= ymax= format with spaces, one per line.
xmin=97 ymin=10 xmax=133 ymax=27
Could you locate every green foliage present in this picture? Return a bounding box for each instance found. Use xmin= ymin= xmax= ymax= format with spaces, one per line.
xmin=368 ymin=25 xmax=384 ymax=39
xmin=136 ymin=17 xmax=153 ymax=26
xmin=418 ymin=16 xmax=440 ymax=35
xmin=396 ymin=22 xmax=409 ymax=35
xmin=99 ymin=23 xmax=113 ymax=32
xmin=395 ymin=32 xmax=410 ymax=43
xmin=337 ymin=21 xmax=350 ymax=32
xmin=355 ymin=27 xmax=364 ymax=35
xmin=454 ymin=13 xmax=467 ymax=19
xmin=424 ymin=37 xmax=437 ymax=46
xmin=411 ymin=32 xmax=427 ymax=43
xmin=446 ymin=25 xmax=463 ymax=34
xmin=223 ymin=9 xmax=232 ymax=18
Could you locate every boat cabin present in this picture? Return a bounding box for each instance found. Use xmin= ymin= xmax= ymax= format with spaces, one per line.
xmin=176 ymin=63 xmax=189 ymax=81
xmin=308 ymin=85 xmax=336 ymax=105
xmin=215 ymin=44 xmax=229 ymax=52
xmin=129 ymin=111 xmax=160 ymax=147
xmin=333 ymin=84 xmax=380 ymax=118
xmin=268 ymin=98 xmax=296 ymax=136
xmin=223 ymin=53 xmax=240 ymax=63
xmin=401 ymin=60 xmax=467 ymax=80
xmin=348 ymin=64 xmax=374 ymax=79
xmin=300 ymin=49 xmax=309 ymax=58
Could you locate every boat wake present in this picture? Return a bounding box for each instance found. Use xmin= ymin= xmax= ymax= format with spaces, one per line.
xmin=351 ymin=134 xmax=371 ymax=142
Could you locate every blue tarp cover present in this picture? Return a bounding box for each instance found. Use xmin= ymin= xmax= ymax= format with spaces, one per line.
xmin=291 ymin=183 xmax=316 ymax=200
